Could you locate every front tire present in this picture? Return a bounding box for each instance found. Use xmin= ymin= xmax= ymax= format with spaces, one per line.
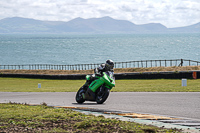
xmin=76 ymin=87 xmax=85 ymax=104
xmin=96 ymin=88 xmax=110 ymax=104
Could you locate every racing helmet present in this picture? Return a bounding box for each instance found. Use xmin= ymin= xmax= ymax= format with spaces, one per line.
xmin=105 ymin=59 xmax=114 ymax=70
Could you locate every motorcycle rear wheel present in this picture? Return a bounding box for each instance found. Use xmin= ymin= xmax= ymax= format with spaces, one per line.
xmin=96 ymin=88 xmax=110 ymax=104
xmin=75 ymin=87 xmax=85 ymax=104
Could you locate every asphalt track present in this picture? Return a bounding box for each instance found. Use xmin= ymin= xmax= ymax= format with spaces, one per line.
xmin=0 ymin=92 xmax=200 ymax=121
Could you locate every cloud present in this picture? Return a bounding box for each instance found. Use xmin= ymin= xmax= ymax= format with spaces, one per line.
xmin=0 ymin=0 xmax=199 ymax=28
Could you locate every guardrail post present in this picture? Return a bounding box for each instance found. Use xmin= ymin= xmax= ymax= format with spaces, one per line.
xmin=181 ymin=59 xmax=183 ymax=66
xmin=146 ymin=61 xmax=147 ymax=68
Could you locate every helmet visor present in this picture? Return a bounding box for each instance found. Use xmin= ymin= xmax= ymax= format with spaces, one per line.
xmin=106 ymin=63 xmax=114 ymax=70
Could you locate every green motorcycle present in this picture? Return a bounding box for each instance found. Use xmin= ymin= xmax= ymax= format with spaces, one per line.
xmin=76 ymin=71 xmax=115 ymax=104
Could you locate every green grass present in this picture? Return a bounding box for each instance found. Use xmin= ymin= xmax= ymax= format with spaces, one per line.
xmin=0 ymin=103 xmax=180 ymax=132
xmin=0 ymin=77 xmax=200 ymax=92
xmin=115 ymin=79 xmax=200 ymax=92
xmin=0 ymin=77 xmax=83 ymax=92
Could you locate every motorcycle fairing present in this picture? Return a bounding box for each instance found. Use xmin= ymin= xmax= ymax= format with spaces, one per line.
xmin=89 ymin=72 xmax=115 ymax=92
xmin=84 ymin=88 xmax=96 ymax=101
xmin=89 ymin=79 xmax=104 ymax=92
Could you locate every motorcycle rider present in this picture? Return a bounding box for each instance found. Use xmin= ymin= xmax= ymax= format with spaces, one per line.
xmin=82 ymin=59 xmax=114 ymax=89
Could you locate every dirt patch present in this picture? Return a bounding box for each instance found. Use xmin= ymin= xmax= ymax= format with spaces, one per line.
xmin=0 ymin=66 xmax=199 ymax=75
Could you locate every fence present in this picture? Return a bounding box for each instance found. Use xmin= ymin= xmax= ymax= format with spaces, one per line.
xmin=0 ymin=59 xmax=199 ymax=71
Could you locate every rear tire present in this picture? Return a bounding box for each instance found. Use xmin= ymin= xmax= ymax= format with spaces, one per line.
xmin=96 ymin=88 xmax=110 ymax=104
xmin=75 ymin=87 xmax=85 ymax=104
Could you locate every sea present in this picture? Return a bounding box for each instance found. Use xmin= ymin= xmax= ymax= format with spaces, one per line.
xmin=0 ymin=33 xmax=200 ymax=65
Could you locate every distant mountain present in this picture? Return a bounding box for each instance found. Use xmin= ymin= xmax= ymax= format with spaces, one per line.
xmin=0 ymin=17 xmax=66 ymax=33
xmin=0 ymin=16 xmax=199 ymax=33
xmin=169 ymin=22 xmax=200 ymax=33
xmin=66 ymin=16 xmax=142 ymax=33
xmin=139 ymin=23 xmax=168 ymax=32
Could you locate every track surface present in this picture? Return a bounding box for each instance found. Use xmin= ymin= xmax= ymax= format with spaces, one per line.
xmin=0 ymin=92 xmax=200 ymax=120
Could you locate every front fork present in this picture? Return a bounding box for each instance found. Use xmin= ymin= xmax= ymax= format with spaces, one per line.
xmin=98 ymin=86 xmax=104 ymax=96
xmin=79 ymin=85 xmax=88 ymax=99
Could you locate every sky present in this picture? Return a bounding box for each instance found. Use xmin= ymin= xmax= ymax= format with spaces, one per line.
xmin=0 ymin=0 xmax=200 ymax=28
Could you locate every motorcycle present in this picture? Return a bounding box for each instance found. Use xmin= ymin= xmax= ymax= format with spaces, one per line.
xmin=76 ymin=71 xmax=115 ymax=104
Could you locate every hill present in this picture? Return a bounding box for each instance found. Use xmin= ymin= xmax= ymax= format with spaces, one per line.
xmin=0 ymin=16 xmax=199 ymax=33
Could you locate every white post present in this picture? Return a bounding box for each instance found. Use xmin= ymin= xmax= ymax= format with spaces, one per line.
xmin=38 ymin=83 xmax=41 ymax=88
xmin=182 ymin=79 xmax=187 ymax=87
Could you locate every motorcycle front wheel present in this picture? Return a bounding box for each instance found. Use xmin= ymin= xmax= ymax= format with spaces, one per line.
xmin=75 ymin=87 xmax=85 ymax=104
xmin=96 ymin=88 xmax=110 ymax=104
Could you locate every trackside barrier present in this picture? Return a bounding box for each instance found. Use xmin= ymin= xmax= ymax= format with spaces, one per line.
xmin=0 ymin=71 xmax=199 ymax=79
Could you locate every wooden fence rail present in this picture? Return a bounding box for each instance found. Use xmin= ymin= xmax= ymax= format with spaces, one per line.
xmin=0 ymin=59 xmax=199 ymax=70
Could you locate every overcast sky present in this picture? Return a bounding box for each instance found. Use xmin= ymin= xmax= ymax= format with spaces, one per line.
xmin=0 ymin=0 xmax=200 ymax=28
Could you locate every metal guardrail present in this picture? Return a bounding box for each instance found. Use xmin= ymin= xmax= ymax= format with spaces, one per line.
xmin=0 ymin=59 xmax=199 ymax=70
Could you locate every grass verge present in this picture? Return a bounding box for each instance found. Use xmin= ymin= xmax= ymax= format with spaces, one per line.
xmin=0 ymin=77 xmax=200 ymax=92
xmin=0 ymin=103 xmax=181 ymax=132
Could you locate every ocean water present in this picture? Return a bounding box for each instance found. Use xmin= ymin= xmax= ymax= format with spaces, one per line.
xmin=0 ymin=33 xmax=199 ymax=65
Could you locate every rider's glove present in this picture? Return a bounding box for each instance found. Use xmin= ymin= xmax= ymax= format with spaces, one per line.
xmin=95 ymin=72 xmax=101 ymax=77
